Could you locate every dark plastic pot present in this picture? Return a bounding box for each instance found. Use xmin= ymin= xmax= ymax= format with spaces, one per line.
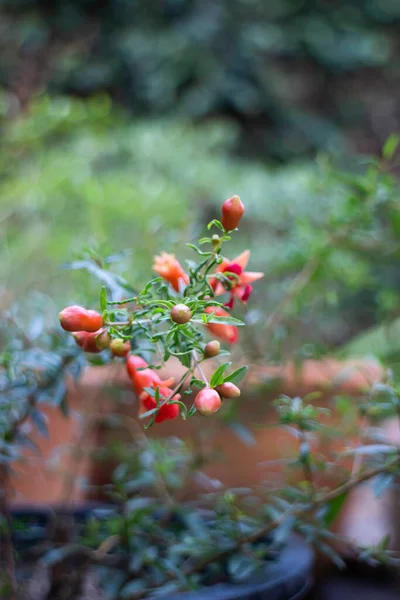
xmin=11 ymin=506 xmax=313 ymax=600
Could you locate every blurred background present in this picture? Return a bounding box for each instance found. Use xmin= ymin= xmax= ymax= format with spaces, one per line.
xmin=2 ymin=0 xmax=400 ymax=361
xmin=3 ymin=4 xmax=400 ymax=589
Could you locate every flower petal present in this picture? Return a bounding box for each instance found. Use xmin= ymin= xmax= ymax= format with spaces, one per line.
xmin=241 ymin=271 xmax=264 ymax=284
xmin=232 ymin=249 xmax=250 ymax=270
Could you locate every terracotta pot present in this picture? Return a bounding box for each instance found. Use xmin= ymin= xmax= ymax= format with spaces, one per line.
xmin=10 ymin=357 xmax=383 ymax=505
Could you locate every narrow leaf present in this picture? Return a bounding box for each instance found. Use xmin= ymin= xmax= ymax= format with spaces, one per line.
xmin=224 ymin=366 xmax=248 ymax=385
xmin=383 ymin=133 xmax=400 ymax=160
xmin=210 ymin=362 xmax=231 ymax=387
xmin=100 ymin=286 xmax=107 ymax=312
xmin=322 ymin=491 xmax=349 ymax=527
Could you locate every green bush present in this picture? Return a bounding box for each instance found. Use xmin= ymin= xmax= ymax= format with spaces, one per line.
xmin=2 ymin=95 xmax=400 ymax=361
xmin=1 ymin=0 xmax=400 ymax=158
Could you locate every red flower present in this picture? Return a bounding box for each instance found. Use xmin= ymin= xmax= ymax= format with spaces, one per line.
xmin=211 ymin=250 xmax=263 ymax=309
xmin=126 ymin=355 xmax=179 ymax=423
xmin=153 ymin=252 xmax=189 ymax=292
xmin=204 ymin=306 xmax=238 ymax=344
xmin=140 ymin=386 xmax=180 ymax=423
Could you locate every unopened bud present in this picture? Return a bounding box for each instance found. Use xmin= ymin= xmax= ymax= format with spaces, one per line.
xmin=171 ymin=303 xmax=192 ymax=324
xmin=204 ymin=340 xmax=221 ymax=359
xmin=73 ymin=329 xmax=110 ymax=353
xmin=110 ymin=338 xmax=131 ymax=357
xmin=221 ymin=195 xmax=245 ymax=231
xmin=60 ymin=305 xmax=103 ymax=332
xmin=211 ymin=234 xmax=220 ymax=247
xmin=194 ymin=387 xmax=222 ymax=416
xmin=216 ymin=382 xmax=241 ymax=399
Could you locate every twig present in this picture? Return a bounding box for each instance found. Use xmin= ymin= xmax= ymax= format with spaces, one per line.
xmin=263 ymin=255 xmax=321 ymax=335
xmin=192 ymin=349 xmax=209 ymax=386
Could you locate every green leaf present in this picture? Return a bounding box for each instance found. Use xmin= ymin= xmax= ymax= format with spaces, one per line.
xmin=100 ymin=286 xmax=107 ymax=312
xmin=120 ymin=580 xmax=146 ymax=599
xmin=383 ymin=134 xmax=400 ymax=160
xmin=224 ymin=365 xmax=248 ymax=385
xmin=199 ymin=237 xmax=211 ymax=245
xmin=210 ymin=362 xmax=231 ymax=387
xmin=188 ymin=405 xmax=197 ymax=417
xmin=193 ymin=315 xmax=245 ymax=326
xmin=207 ymin=219 xmax=224 ymax=231
xmin=191 ymin=377 xmax=206 ymax=389
xmin=322 ymin=491 xmax=349 ymax=527
xmin=171 ymin=400 xmax=188 ymax=419
xmin=139 ymin=408 xmax=157 ymax=419
xmin=186 ymin=243 xmax=212 ymax=257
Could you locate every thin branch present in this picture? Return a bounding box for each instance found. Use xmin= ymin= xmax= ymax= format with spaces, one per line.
xmin=263 ymin=255 xmax=321 ymax=334
xmin=192 ymin=349 xmax=209 ymax=386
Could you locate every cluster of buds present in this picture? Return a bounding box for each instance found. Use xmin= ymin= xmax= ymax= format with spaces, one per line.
xmin=59 ymin=305 xmax=130 ymax=357
xmin=60 ymin=194 xmax=261 ymax=426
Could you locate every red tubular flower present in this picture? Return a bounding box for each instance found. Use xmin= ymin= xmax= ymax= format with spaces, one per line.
xmin=126 ymin=355 xmax=178 ymax=422
xmin=153 ymin=252 xmax=189 ymax=292
xmin=60 ymin=305 xmax=103 ymax=332
xmin=221 ymin=195 xmax=245 ymax=231
xmin=211 ymin=250 xmax=263 ymax=309
xmin=204 ymin=306 xmax=238 ymax=344
xmin=140 ymin=386 xmax=180 ymax=423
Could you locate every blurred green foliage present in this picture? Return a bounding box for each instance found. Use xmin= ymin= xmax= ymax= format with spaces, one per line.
xmin=1 ymin=0 xmax=400 ymax=159
xmin=3 ymin=95 xmax=400 ymax=363
xmin=0 ymin=93 xmax=316 ymax=307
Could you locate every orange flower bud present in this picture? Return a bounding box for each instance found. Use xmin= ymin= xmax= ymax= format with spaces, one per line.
xmin=216 ymin=382 xmax=241 ymax=399
xmin=73 ymin=329 xmax=110 ymax=353
xmin=221 ymin=195 xmax=244 ymax=231
xmin=170 ymin=303 xmax=192 ymax=324
xmin=204 ymin=340 xmax=221 ymax=358
xmin=153 ymin=252 xmax=189 ymax=292
xmin=204 ymin=306 xmax=238 ymax=344
xmin=60 ymin=305 xmax=103 ymax=332
xmin=110 ymin=338 xmax=131 ymax=357
xmin=194 ymin=387 xmax=222 ymax=416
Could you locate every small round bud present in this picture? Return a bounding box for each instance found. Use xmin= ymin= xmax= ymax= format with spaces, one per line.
xmin=194 ymin=387 xmax=222 ymax=416
xmin=170 ymin=303 xmax=192 ymax=324
xmin=95 ymin=330 xmax=111 ymax=350
xmin=204 ymin=340 xmax=221 ymax=359
xmin=221 ymin=195 xmax=245 ymax=231
xmin=215 ymin=382 xmax=241 ymax=399
xmin=211 ymin=234 xmax=220 ymax=247
xmin=110 ymin=338 xmax=131 ymax=357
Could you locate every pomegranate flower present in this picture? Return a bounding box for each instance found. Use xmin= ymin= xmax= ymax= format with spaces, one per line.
xmin=204 ymin=306 xmax=238 ymax=344
xmin=139 ymin=387 xmax=181 ymax=423
xmin=126 ymin=355 xmax=179 ymax=422
xmin=211 ymin=250 xmax=263 ymax=309
xmin=153 ymin=252 xmax=189 ymax=292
